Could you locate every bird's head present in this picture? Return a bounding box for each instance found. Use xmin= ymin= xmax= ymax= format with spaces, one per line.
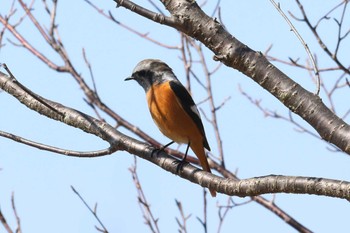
xmin=125 ymin=59 xmax=177 ymax=92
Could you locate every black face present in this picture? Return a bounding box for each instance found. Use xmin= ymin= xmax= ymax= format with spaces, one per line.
xmin=128 ymin=69 xmax=155 ymax=92
xmin=125 ymin=59 xmax=177 ymax=92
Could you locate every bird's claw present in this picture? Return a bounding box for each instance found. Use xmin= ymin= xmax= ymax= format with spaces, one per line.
xmin=172 ymin=159 xmax=189 ymax=173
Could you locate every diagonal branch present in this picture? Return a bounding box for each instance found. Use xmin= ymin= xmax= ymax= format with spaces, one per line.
xmin=71 ymin=186 xmax=109 ymax=233
xmin=113 ymin=0 xmax=178 ymax=27
xmin=0 ymin=209 xmax=13 ymax=233
xmin=293 ymin=0 xmax=350 ymax=75
xmin=0 ymin=15 xmax=62 ymax=71
xmin=129 ymin=158 xmax=160 ymax=233
xmin=269 ymin=0 xmax=320 ymax=95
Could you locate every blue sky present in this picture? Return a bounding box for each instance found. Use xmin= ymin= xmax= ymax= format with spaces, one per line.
xmin=1 ymin=0 xmax=349 ymax=232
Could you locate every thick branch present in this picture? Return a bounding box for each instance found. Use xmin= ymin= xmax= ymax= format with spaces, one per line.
xmin=128 ymin=138 xmax=350 ymax=201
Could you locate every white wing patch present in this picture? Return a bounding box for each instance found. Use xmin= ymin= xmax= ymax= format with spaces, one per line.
xmin=161 ymin=72 xmax=177 ymax=83
xmin=190 ymin=104 xmax=201 ymax=119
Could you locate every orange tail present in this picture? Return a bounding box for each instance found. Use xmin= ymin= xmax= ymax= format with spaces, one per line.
xmin=190 ymin=141 xmax=217 ymax=197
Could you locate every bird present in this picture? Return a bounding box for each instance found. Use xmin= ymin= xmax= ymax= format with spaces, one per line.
xmin=125 ymin=59 xmax=216 ymax=197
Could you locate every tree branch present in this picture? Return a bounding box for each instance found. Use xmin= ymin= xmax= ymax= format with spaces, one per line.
xmin=113 ymin=0 xmax=178 ymax=27
xmin=292 ymin=0 xmax=350 ymax=75
xmin=0 ymin=209 xmax=13 ymax=233
xmin=0 ymin=129 xmax=114 ymax=157
xmin=71 ymin=186 xmax=109 ymax=232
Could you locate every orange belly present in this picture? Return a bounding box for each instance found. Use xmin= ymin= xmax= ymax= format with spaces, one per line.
xmin=146 ymin=82 xmax=203 ymax=144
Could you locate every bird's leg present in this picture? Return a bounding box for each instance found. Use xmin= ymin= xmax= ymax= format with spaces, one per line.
xmin=160 ymin=141 xmax=175 ymax=151
xmin=176 ymin=141 xmax=190 ymax=173
xmin=183 ymin=142 xmax=190 ymax=162
xmin=151 ymin=141 xmax=175 ymax=157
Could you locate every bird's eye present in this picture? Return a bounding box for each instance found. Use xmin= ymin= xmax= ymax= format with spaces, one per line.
xmin=137 ymin=70 xmax=152 ymax=77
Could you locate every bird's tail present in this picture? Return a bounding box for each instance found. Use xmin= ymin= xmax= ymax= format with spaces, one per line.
xmin=190 ymin=141 xmax=217 ymax=197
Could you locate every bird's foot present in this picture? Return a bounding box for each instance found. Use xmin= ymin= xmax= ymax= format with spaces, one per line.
xmin=172 ymin=158 xmax=189 ymax=174
xmin=151 ymin=148 xmax=162 ymax=157
xmin=151 ymin=141 xmax=175 ymax=157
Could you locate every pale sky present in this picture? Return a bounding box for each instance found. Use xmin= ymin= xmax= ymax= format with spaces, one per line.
xmin=1 ymin=1 xmax=349 ymax=232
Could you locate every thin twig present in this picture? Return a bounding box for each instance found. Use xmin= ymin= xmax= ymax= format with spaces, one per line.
xmin=84 ymin=0 xmax=179 ymax=49
xmin=11 ymin=193 xmax=21 ymax=233
xmin=129 ymin=157 xmax=160 ymax=233
xmin=0 ymin=129 xmax=115 ymax=157
xmin=270 ymin=0 xmax=320 ymax=95
xmin=210 ymin=0 xmax=222 ymax=17
xmin=0 ymin=208 xmax=13 ymax=233
xmin=189 ymin=40 xmax=226 ymax=167
xmin=217 ymin=197 xmax=253 ymax=233
xmin=82 ymin=48 xmax=99 ymax=97
xmin=175 ymin=199 xmax=191 ymax=233
xmin=71 ymin=186 xmax=109 ymax=233
xmin=180 ymin=34 xmax=193 ymax=92
xmin=147 ymin=0 xmax=165 ymax=15
xmin=238 ymin=85 xmax=320 ymax=139
xmin=292 ymin=0 xmax=350 ymax=75
xmin=266 ymin=54 xmax=340 ymax=73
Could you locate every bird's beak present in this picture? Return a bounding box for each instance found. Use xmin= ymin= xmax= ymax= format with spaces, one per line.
xmin=124 ymin=76 xmax=134 ymax=81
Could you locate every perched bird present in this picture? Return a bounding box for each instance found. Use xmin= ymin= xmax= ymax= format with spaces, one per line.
xmin=125 ymin=59 xmax=216 ymax=197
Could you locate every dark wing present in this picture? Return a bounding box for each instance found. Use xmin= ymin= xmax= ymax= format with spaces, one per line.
xmin=169 ymin=81 xmax=211 ymax=151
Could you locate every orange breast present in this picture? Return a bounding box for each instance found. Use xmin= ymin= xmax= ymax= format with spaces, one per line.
xmin=146 ymin=82 xmax=203 ymax=144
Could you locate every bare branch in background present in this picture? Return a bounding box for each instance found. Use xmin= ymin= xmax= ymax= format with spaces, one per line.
xmin=291 ymin=0 xmax=350 ymax=75
xmin=85 ymin=0 xmax=179 ymax=50
xmin=269 ymin=0 xmax=320 ymax=95
xmin=129 ymin=158 xmax=160 ymax=233
xmin=71 ymin=186 xmax=109 ymax=233
xmin=217 ymin=197 xmax=253 ymax=233
xmin=175 ymin=199 xmax=191 ymax=233
xmin=0 ymin=193 xmax=21 ymax=233
xmin=0 ymin=209 xmax=13 ymax=233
